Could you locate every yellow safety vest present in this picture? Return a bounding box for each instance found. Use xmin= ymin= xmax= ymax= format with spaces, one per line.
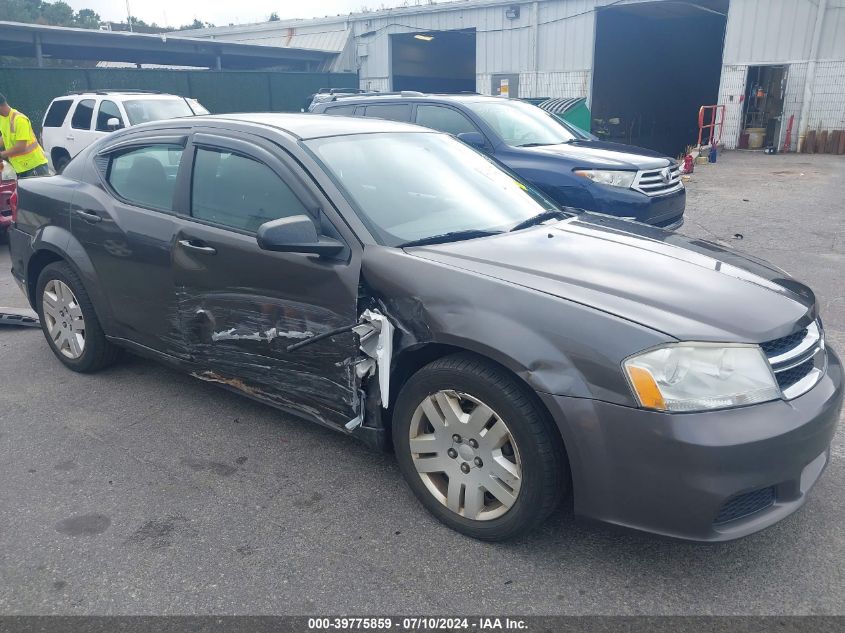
xmin=0 ymin=109 xmax=49 ymax=174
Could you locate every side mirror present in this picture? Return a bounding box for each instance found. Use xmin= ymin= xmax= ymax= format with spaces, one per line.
xmin=256 ymin=215 xmax=345 ymax=257
xmin=106 ymin=117 xmax=122 ymax=131
xmin=457 ymin=132 xmax=488 ymax=151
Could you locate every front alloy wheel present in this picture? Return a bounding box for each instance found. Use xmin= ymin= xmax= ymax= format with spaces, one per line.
xmin=393 ymin=353 xmax=566 ymax=541
xmin=42 ymin=279 xmax=86 ymax=359
xmin=410 ymin=390 xmax=522 ymax=521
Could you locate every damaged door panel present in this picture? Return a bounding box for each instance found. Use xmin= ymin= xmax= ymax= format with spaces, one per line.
xmin=167 ymin=131 xmax=364 ymax=429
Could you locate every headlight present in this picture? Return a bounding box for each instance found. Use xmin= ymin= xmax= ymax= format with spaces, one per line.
xmin=574 ymin=169 xmax=636 ymax=188
xmin=623 ymin=343 xmax=781 ymax=412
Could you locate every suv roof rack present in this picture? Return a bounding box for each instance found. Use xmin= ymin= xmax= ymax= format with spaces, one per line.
xmin=64 ymin=90 xmax=166 ymax=96
xmin=329 ymin=90 xmax=426 ymax=102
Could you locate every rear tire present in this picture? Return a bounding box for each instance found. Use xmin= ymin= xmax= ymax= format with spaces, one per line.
xmin=392 ymin=353 xmax=566 ymax=541
xmin=35 ymin=262 xmax=122 ymax=373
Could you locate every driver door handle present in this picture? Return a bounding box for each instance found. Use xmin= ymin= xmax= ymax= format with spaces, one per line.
xmin=178 ymin=239 xmax=217 ymax=255
xmin=74 ymin=209 xmax=102 ymax=223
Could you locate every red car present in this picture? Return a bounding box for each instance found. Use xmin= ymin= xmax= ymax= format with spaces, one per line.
xmin=0 ymin=164 xmax=17 ymax=238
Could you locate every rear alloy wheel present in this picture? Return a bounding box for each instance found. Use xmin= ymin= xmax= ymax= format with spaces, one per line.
xmin=393 ymin=353 xmax=566 ymax=541
xmin=42 ymin=279 xmax=86 ymax=359
xmin=36 ymin=262 xmax=122 ymax=372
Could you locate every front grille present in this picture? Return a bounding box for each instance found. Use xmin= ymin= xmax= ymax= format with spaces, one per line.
xmin=775 ymin=358 xmax=816 ymax=391
xmin=761 ymin=320 xmax=824 ymax=400
xmin=761 ymin=328 xmax=808 ymax=357
xmin=714 ymin=486 xmax=776 ymax=525
xmin=633 ymin=164 xmax=682 ymax=196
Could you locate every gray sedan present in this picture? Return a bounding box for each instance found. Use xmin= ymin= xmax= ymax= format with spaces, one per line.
xmin=7 ymin=113 xmax=842 ymax=541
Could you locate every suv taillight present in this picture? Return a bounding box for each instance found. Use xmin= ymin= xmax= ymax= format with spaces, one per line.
xmin=9 ymin=188 xmax=18 ymax=224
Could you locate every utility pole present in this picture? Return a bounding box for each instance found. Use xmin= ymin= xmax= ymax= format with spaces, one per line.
xmin=126 ymin=0 xmax=133 ymax=32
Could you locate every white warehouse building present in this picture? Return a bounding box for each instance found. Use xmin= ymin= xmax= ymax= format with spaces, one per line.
xmin=180 ymin=0 xmax=845 ymax=155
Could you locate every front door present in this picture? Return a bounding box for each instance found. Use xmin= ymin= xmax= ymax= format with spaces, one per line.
xmin=170 ymin=131 xmax=362 ymax=429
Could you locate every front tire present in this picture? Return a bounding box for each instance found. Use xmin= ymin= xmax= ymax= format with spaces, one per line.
xmin=36 ymin=262 xmax=121 ymax=372
xmin=392 ymin=353 xmax=567 ymax=541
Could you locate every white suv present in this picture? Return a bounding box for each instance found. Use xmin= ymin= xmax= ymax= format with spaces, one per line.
xmin=41 ymin=91 xmax=209 ymax=173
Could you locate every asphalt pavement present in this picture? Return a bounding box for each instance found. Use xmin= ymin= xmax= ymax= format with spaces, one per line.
xmin=1 ymin=151 xmax=844 ymax=615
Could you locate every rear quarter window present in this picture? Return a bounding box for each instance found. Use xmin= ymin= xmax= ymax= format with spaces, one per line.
xmin=362 ymin=104 xmax=412 ymax=122
xmin=324 ymin=105 xmax=358 ymax=116
xmin=43 ymin=100 xmax=73 ymax=127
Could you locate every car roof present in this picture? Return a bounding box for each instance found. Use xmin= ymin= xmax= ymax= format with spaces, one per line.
xmin=185 ymin=113 xmax=429 ymax=140
xmin=59 ymin=91 xmax=186 ymax=100
xmin=318 ymin=93 xmax=500 ymax=106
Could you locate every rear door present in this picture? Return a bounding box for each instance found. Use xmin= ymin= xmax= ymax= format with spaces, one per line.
xmin=70 ymin=132 xmax=189 ymax=350
xmin=169 ymin=129 xmax=362 ymax=428
xmin=66 ymin=99 xmax=102 ymax=157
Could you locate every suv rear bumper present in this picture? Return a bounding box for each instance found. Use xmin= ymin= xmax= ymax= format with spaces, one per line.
xmin=540 ymin=347 xmax=842 ymax=541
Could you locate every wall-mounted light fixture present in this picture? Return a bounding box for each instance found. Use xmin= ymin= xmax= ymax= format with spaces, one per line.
xmin=414 ymin=34 xmax=435 ymax=41
xmin=505 ymin=6 xmax=520 ymax=19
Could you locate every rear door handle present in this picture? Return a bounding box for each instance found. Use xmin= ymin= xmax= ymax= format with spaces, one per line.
xmin=74 ymin=209 xmax=102 ymax=223
xmin=178 ymin=239 xmax=217 ymax=255
xmin=66 ymin=135 xmax=75 ymax=141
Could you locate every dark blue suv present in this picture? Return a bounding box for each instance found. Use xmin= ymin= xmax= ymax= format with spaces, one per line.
xmin=311 ymin=94 xmax=685 ymax=229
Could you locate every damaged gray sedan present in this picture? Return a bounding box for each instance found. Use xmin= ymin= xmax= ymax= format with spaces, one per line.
xmin=8 ymin=114 xmax=842 ymax=541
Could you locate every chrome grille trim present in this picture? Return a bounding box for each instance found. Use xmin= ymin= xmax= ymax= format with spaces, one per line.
xmin=763 ymin=320 xmax=826 ymax=400
xmin=767 ymin=321 xmax=822 ymax=367
xmin=633 ymin=164 xmax=683 ymax=196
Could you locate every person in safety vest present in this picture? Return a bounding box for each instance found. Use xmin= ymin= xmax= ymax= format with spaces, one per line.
xmin=0 ymin=93 xmax=50 ymax=178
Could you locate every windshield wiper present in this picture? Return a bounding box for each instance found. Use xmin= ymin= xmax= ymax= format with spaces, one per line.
xmin=509 ymin=209 xmax=569 ymax=232
xmin=517 ymin=142 xmax=559 ymax=148
xmin=399 ymin=229 xmax=503 ymax=248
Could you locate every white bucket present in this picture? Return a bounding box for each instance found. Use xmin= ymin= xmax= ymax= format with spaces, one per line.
xmin=746 ymin=127 xmax=766 ymax=150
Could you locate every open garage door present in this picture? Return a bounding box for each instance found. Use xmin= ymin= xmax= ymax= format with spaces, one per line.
xmin=592 ymin=0 xmax=727 ymax=157
xmin=391 ymin=29 xmax=476 ymax=93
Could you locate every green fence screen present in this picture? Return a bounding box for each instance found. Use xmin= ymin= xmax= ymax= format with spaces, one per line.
xmin=0 ymin=67 xmax=358 ymax=131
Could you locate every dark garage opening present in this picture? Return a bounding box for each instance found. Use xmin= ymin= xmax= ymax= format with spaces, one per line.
xmin=391 ymin=29 xmax=476 ymax=93
xmin=592 ymin=0 xmax=728 ymax=157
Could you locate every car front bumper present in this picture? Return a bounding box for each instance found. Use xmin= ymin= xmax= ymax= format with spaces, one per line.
xmin=540 ymin=347 xmax=843 ymax=541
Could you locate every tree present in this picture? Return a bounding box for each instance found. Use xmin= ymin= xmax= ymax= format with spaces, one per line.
xmin=269 ymin=12 xmax=280 ymax=21
xmin=75 ymin=8 xmax=101 ymax=29
xmin=179 ymin=18 xmax=215 ymax=31
xmin=40 ymin=1 xmax=74 ymax=26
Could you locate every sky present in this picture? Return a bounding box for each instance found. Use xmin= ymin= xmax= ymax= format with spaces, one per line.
xmin=65 ymin=0 xmax=413 ymax=28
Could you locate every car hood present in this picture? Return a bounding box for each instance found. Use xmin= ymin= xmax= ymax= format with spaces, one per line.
xmin=514 ymin=139 xmax=671 ymax=170
xmin=405 ymin=214 xmax=815 ymax=343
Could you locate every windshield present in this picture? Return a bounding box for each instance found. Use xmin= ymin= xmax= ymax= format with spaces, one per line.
xmin=305 ymin=132 xmax=558 ymax=247
xmin=123 ymin=98 xmax=195 ymax=125
xmin=466 ymin=99 xmax=576 ymax=147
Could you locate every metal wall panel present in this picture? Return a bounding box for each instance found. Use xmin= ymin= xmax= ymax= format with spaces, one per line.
xmin=819 ymin=3 xmax=845 ymax=60
xmin=723 ymin=0 xmax=819 ymax=64
xmin=716 ymin=64 xmax=748 ymax=149
xmin=537 ymin=0 xmax=598 ymax=72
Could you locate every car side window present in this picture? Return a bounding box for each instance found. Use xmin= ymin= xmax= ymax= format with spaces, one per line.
xmin=107 ymin=145 xmax=184 ymax=212
xmin=415 ymin=105 xmax=478 ymax=136
xmin=44 ymin=100 xmax=73 ymax=127
xmin=324 ymin=105 xmax=357 ymax=116
xmin=96 ymin=100 xmax=124 ymax=132
xmin=362 ymin=104 xmax=412 ymax=122
xmin=71 ymin=99 xmax=95 ymax=130
xmin=190 ymin=147 xmax=309 ymax=233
